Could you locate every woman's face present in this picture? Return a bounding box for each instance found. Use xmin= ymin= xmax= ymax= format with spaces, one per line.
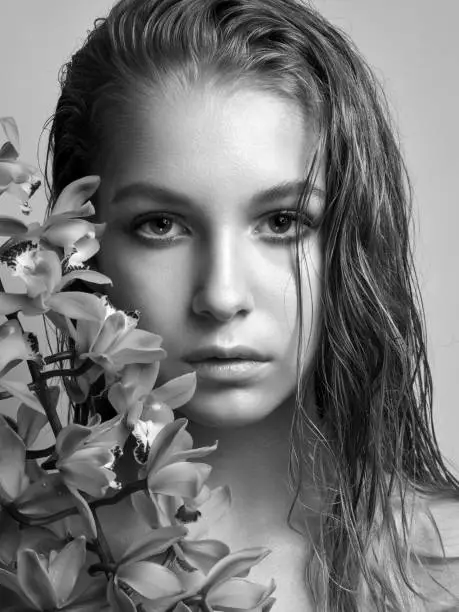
xmin=95 ymin=82 xmax=325 ymax=427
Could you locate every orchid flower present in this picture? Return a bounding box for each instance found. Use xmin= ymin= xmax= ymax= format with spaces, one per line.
xmin=0 ymin=245 xmax=111 ymax=320
xmin=137 ymin=548 xmax=276 ymax=612
xmin=0 ymin=536 xmax=108 ymax=611
xmin=53 ymin=415 xmax=130 ymax=537
xmin=106 ymin=525 xmax=188 ymax=611
xmin=108 ymin=367 xmax=197 ymax=457
xmin=0 ymin=175 xmax=105 ymax=267
xmin=55 ymin=415 xmax=129 ymax=498
xmin=0 ymin=412 xmax=57 ymax=567
xmin=0 ymin=117 xmax=40 ymax=212
xmin=69 ymin=296 xmax=167 ymax=399
xmin=0 ymin=319 xmax=44 ymax=411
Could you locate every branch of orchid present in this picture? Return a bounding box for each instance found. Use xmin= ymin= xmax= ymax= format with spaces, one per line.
xmin=44 ymin=350 xmax=75 ymax=365
xmin=40 ymin=358 xmax=94 ymax=380
xmin=93 ymin=507 xmax=115 ymax=567
xmin=26 ymin=445 xmax=55 ymax=459
xmin=5 ymin=478 xmax=148 ymax=526
xmin=29 ymin=359 xmax=63 ymax=436
xmin=0 ymin=358 xmax=93 ymax=399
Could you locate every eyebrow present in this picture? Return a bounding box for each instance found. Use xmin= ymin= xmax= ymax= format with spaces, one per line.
xmin=110 ymin=179 xmax=325 ymax=208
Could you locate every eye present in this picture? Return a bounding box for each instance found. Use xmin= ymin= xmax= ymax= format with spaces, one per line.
xmin=257 ymin=210 xmax=314 ymax=242
xmin=132 ymin=214 xmax=188 ymax=243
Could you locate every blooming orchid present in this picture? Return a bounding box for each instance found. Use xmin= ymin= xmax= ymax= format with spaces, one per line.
xmin=0 ymin=319 xmax=44 ymax=412
xmin=0 ymin=536 xmax=109 ymax=611
xmin=108 ymin=366 xmax=197 ymax=456
xmin=106 ymin=525 xmax=188 ymax=611
xmin=54 ymin=415 xmax=130 ymax=537
xmin=0 ymin=117 xmax=40 ymax=213
xmin=0 ymin=175 xmax=105 ymax=268
xmin=0 ymin=117 xmax=277 ymax=612
xmin=69 ymin=296 xmax=167 ymax=400
xmin=0 ymin=245 xmax=111 ymax=321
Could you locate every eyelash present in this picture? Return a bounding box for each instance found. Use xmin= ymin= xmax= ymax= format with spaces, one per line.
xmin=131 ymin=210 xmax=315 ymax=246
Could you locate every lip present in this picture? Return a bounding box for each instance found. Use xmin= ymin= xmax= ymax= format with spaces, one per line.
xmin=183 ymin=345 xmax=271 ymax=362
xmin=186 ymin=358 xmax=271 ymax=384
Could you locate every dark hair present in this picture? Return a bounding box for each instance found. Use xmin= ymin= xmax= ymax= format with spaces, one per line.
xmin=45 ymin=0 xmax=459 ymax=609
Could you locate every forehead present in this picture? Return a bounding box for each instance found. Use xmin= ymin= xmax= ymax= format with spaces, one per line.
xmin=98 ymin=83 xmax=324 ymax=208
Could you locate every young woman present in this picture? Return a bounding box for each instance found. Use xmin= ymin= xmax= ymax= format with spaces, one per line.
xmin=45 ymin=0 xmax=459 ymax=609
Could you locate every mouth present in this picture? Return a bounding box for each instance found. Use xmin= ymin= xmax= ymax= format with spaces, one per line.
xmin=185 ymin=357 xmax=271 ymax=384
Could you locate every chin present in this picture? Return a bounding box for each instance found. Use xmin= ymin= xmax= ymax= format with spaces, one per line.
xmin=176 ymin=398 xmax=274 ymax=429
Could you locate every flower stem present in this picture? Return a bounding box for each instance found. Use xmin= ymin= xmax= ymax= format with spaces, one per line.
xmin=93 ymin=507 xmax=115 ymax=566
xmin=26 ymin=445 xmax=55 ymax=459
xmin=184 ymin=596 xmax=214 ymax=612
xmin=28 ymin=359 xmax=62 ymax=436
xmin=44 ymin=350 xmax=75 ymax=365
xmin=6 ymin=478 xmax=148 ymax=526
xmin=40 ymin=358 xmax=93 ymax=380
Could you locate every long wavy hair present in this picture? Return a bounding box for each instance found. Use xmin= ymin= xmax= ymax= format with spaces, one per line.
xmin=44 ymin=0 xmax=459 ymax=609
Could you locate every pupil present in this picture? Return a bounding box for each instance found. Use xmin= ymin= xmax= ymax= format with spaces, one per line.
xmin=155 ymin=217 xmax=171 ymax=233
xmin=270 ymin=213 xmax=291 ymax=233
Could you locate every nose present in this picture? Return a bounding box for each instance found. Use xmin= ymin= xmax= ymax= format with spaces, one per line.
xmin=191 ymin=230 xmax=255 ymax=322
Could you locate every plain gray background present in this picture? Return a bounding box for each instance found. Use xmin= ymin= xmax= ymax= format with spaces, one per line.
xmin=0 ymin=0 xmax=457 ymax=475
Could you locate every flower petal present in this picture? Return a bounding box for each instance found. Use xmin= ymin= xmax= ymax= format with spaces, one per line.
xmin=202 ymin=548 xmax=272 ymax=594
xmin=0 ymin=292 xmax=34 ymax=316
xmin=0 ymin=567 xmax=34 ymax=608
xmin=14 ymin=473 xmax=74 ymax=517
xmin=0 ymin=379 xmax=44 ymax=412
xmin=0 ymin=117 xmax=20 ymax=152
xmin=55 ymin=423 xmax=91 ymax=457
xmin=56 ymin=269 xmax=112 ymax=292
xmin=131 ymin=490 xmax=162 ymax=529
xmin=17 ymin=403 xmax=48 ymax=447
xmin=88 ymin=310 xmax=136 ymax=356
xmin=42 ymin=218 xmax=93 ymax=249
xmin=0 ymin=318 xmax=32 ymax=373
xmin=0 ymin=509 xmax=21 ymax=565
xmin=207 ymin=577 xmax=276 ymax=609
xmin=151 ymin=373 xmax=197 ymax=410
xmin=48 ymin=536 xmax=86 ymax=607
xmin=119 ymin=525 xmax=188 ymax=567
xmin=146 ymin=419 xmax=189 ymax=476
xmin=15 ymin=248 xmax=61 ymax=298
xmin=60 ymin=460 xmax=116 ymax=498
xmin=148 ymin=462 xmax=212 ymax=499
xmin=69 ymin=235 xmax=101 ymax=265
xmin=49 ymin=201 xmax=96 ymax=221
xmin=53 ymin=175 xmax=101 ymax=215
xmin=117 ymin=561 xmax=184 ymax=600
xmin=111 ymin=332 xmax=166 ymax=367
xmin=48 ymin=291 xmax=111 ymax=321
xmin=17 ymin=548 xmax=57 ymax=610
xmin=0 ymin=215 xmax=28 ymax=235
xmin=171 ymin=441 xmax=218 ymax=465
xmin=0 ymin=159 xmax=36 ymax=186
xmin=181 ymin=539 xmax=231 ymax=575
xmin=107 ymin=576 xmax=137 ymax=612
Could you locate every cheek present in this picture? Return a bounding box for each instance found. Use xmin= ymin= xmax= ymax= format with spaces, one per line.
xmin=96 ymin=234 xmax=190 ymax=332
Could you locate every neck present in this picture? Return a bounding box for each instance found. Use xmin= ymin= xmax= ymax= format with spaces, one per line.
xmin=177 ymin=391 xmax=324 ymax=537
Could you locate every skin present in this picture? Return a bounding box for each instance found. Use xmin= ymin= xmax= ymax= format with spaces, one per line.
xmin=94 ymin=81 xmax=325 ymax=429
xmin=93 ymin=82 xmax=326 ymax=608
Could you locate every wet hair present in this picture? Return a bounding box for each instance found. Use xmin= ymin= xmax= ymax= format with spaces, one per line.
xmin=44 ymin=0 xmax=459 ymax=609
